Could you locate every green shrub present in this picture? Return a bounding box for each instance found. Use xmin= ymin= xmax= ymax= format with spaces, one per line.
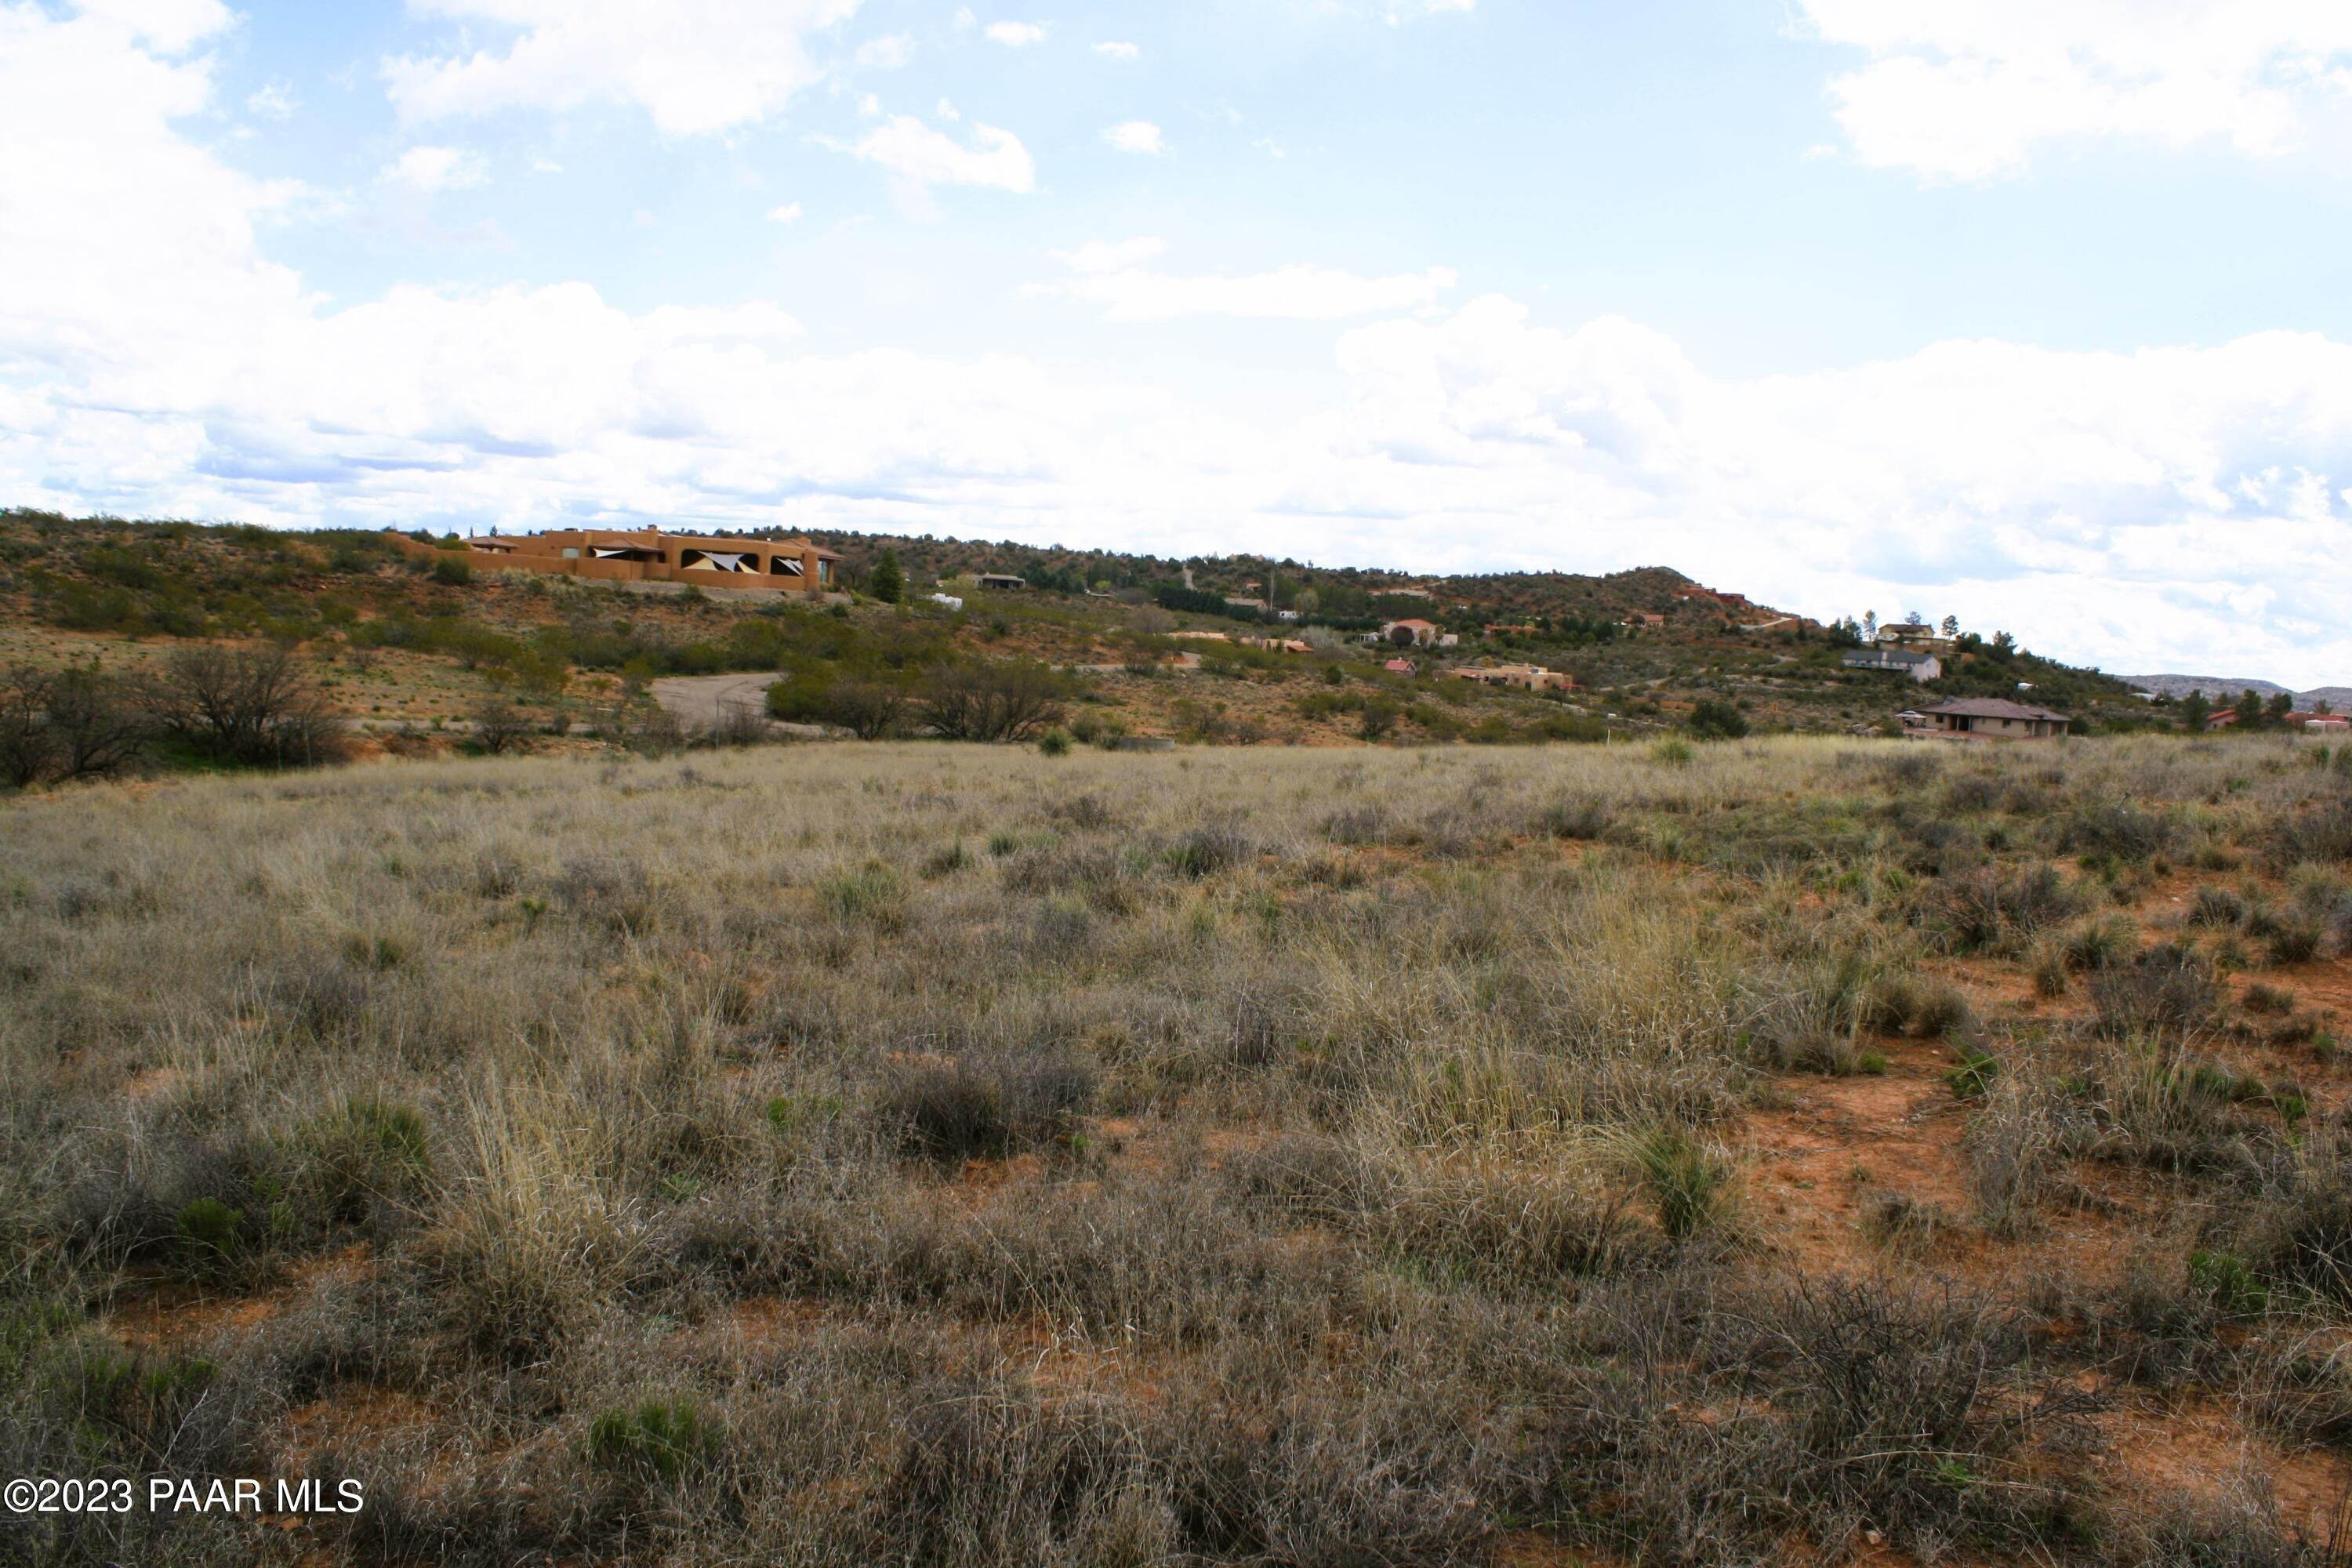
xmin=817 ymin=860 xmax=907 ymax=931
xmin=176 ymin=1197 xmax=243 ymax=1258
xmin=587 ymin=1399 xmax=720 ymax=1482
xmin=1688 ymin=698 xmax=1748 ymax=740
xmin=1036 ymin=726 xmax=1072 ymax=757
xmin=2187 ymin=1249 xmax=2269 ymax=1315
xmin=1944 ymin=1046 xmax=1999 ymax=1099
xmin=1631 ymin=1127 xmax=1730 ymax=1242
xmin=431 ymin=555 xmax=472 ymax=586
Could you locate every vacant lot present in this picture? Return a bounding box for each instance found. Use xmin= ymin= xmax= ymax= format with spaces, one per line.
xmin=5 ymin=735 xmax=2352 ymax=1565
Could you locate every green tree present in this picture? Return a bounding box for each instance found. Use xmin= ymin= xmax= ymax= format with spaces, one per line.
xmin=2178 ymin=691 xmax=2212 ymax=731
xmin=870 ymin=547 xmax=904 ymax=604
xmin=1689 ymin=698 xmax=1749 ymax=740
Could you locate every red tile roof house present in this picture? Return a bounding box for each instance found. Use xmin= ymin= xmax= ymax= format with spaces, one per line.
xmin=1380 ymin=619 xmax=1442 ymax=647
xmin=1907 ymin=698 xmax=2069 ymax=740
xmin=1383 ymin=658 xmax=1418 ymax=676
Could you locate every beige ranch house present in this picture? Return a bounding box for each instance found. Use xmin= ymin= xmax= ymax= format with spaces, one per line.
xmin=1907 ymin=697 xmax=2069 ymax=740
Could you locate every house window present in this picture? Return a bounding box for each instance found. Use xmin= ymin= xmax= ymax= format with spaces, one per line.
xmin=817 ymin=559 xmax=833 ymax=583
xmin=682 ymin=549 xmax=757 ymax=573
xmin=770 ymin=555 xmax=804 ymax=577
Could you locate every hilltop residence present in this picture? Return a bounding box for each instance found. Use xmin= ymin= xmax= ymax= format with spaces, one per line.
xmin=402 ymin=527 xmax=843 ymax=596
xmin=1450 ymin=663 xmax=1575 ymax=693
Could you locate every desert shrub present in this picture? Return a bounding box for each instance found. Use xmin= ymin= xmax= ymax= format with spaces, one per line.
xmin=1929 ymin=865 xmax=2085 ymax=953
xmin=1629 ymin=1127 xmax=1731 ymax=1243
xmin=706 ymin=697 xmax=773 ymax=748
xmin=2234 ymin=1133 xmax=2352 ymax=1305
xmin=2188 ymin=886 xmax=2249 ymax=928
xmin=1222 ymin=1136 xmax=1385 ymax=1225
xmin=2061 ymin=914 xmax=2135 ymax=972
xmin=1035 ymin=726 xmax=1072 ymax=757
xmin=2090 ymin=945 xmax=2218 ymax=1038
xmin=1864 ymin=974 xmax=1971 ymax=1039
xmin=1944 ymin=1044 xmax=2000 ymax=1099
xmin=273 ymin=1096 xmax=434 ymax=1232
xmin=470 ymin=693 xmax=533 ymax=754
xmin=1688 ymin=699 xmax=1748 ymax=740
xmin=1322 ymin=804 xmax=1388 ymax=845
xmin=176 ymin=1196 xmax=244 ymax=1260
xmin=430 ymin=554 xmax=472 ymax=585
xmin=818 ymin=860 xmax=908 ymax=932
xmin=1166 ymin=822 xmax=1252 ymax=878
xmin=1535 ymin=796 xmax=1613 ymax=840
xmin=2268 ymin=793 xmax=2352 ymax=867
xmin=1373 ymin=1147 xmax=1652 ymax=1287
xmin=156 ymin=645 xmax=347 ymax=768
xmin=878 ymin=1381 xmax=1157 ymax=1566
xmin=588 ymin=1399 xmax=722 ymax=1483
xmin=917 ymin=659 xmax=1069 ymax=742
xmin=2263 ymin=917 xmax=2324 ymax=966
xmin=877 ymin=1054 xmax=1092 ymax=1163
xmin=0 ymin=664 xmax=150 ymax=787
xmin=553 ymin=854 xmax=655 ymax=933
xmin=1862 ymin=1192 xmax=1951 ymax=1257
xmin=2056 ymin=800 xmax=2177 ymax=862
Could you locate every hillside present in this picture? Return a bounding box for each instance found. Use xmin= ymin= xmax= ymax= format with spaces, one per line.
xmin=0 ymin=509 xmax=2169 ymax=782
xmin=2128 ymin=673 xmax=2352 ymax=711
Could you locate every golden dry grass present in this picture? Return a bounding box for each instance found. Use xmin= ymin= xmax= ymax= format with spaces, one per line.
xmin=6 ymin=732 xmax=2352 ymax=1565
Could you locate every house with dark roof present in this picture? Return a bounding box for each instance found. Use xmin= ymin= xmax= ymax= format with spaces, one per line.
xmin=1908 ymin=697 xmax=2068 ymax=740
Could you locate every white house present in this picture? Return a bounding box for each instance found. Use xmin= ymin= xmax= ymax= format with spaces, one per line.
xmin=1842 ymin=648 xmax=1941 ymax=684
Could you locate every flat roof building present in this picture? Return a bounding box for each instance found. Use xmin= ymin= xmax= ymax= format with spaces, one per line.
xmin=393 ymin=526 xmax=843 ymax=596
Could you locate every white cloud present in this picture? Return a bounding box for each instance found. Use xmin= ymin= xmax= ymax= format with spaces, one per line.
xmin=1093 ymin=40 xmax=1138 ymax=60
xmin=383 ymin=0 xmax=866 ymax=137
xmin=1045 ymin=242 xmax=1455 ymax=321
xmin=382 ymin=144 xmax=491 ymax=194
xmin=1102 ymin=120 xmax=1163 ymax=155
xmin=245 ymin=78 xmax=296 ymax=118
xmin=768 ymin=201 xmax=804 ymax=222
xmin=828 ymin=111 xmax=1036 ymax=197
xmin=13 ymin=0 xmax=2352 ymax=684
xmin=74 ymin=0 xmax=230 ymax=54
xmin=854 ymin=30 xmax=913 ymax=69
xmin=1054 ymin=237 xmax=1167 ymax=274
xmin=984 ymin=20 xmax=1047 ymax=46
xmin=1802 ymin=0 xmax=2352 ymax=179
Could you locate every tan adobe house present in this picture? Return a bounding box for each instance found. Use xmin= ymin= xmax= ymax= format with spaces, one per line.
xmin=390 ymin=527 xmax=844 ymax=595
xmin=1380 ymin=619 xmax=1441 ymax=647
xmin=1450 ymin=662 xmax=1574 ymax=693
xmin=1908 ymin=697 xmax=2068 ymax=740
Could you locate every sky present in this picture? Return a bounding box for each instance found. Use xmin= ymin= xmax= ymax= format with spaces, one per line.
xmin=5 ymin=2 xmax=2352 ymax=681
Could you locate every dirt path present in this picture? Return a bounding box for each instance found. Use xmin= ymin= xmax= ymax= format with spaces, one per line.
xmin=651 ymin=672 xmax=779 ymax=729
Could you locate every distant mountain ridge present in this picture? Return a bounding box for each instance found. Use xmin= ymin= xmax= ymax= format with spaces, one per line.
xmin=2123 ymin=673 xmax=2352 ymax=710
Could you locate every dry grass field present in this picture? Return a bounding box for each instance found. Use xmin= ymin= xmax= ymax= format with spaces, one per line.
xmin=9 ymin=734 xmax=2352 ymax=1565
